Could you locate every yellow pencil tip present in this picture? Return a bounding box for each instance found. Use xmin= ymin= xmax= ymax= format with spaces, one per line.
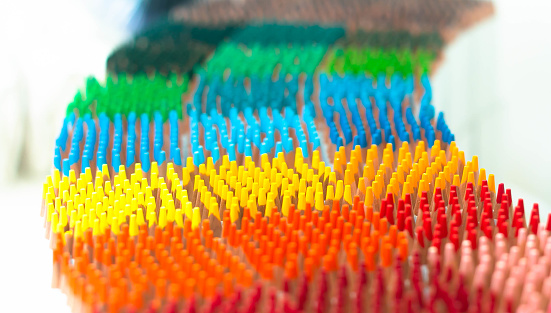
xmin=453 ymin=175 xmax=460 ymax=187
xmin=488 ymin=174 xmax=496 ymax=193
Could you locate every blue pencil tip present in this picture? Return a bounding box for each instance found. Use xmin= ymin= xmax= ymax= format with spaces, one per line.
xmin=62 ymin=158 xmax=70 ymax=176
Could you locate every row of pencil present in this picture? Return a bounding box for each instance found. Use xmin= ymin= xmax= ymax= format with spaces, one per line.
xmin=55 ymin=68 xmax=454 ymax=177
xmin=171 ymin=0 xmax=494 ymax=38
xmin=43 ymin=135 xmax=551 ymax=312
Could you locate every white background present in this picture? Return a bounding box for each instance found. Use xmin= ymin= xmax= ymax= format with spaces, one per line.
xmin=0 ymin=0 xmax=550 ymax=312
xmin=433 ymin=0 xmax=551 ymax=212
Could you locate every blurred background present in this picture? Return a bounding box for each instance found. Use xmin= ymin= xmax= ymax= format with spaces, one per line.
xmin=0 ymin=0 xmax=549 ymax=312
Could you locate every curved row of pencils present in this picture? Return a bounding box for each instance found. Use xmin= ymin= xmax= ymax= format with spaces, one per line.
xmin=43 ymin=19 xmax=550 ymax=313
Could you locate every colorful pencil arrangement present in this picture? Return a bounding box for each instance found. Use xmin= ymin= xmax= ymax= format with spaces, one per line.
xmin=41 ymin=6 xmax=551 ymax=312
